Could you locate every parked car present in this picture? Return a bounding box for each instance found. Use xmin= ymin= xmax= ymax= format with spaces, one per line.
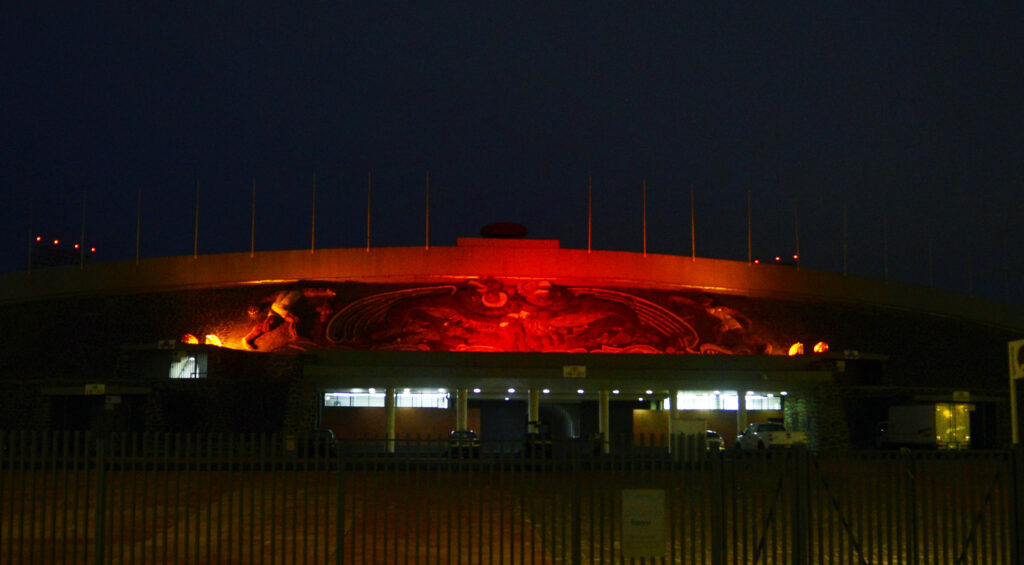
xmin=447 ymin=430 xmax=481 ymax=458
xmin=736 ymin=422 xmax=807 ymax=450
xmin=303 ymin=429 xmax=337 ymax=457
xmin=706 ymin=430 xmax=725 ymax=452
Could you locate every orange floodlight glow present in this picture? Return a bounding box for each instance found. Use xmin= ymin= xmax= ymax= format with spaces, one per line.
xmin=181 ymin=334 xmax=200 ymax=344
xmin=813 ymin=341 xmax=829 ymax=353
xmin=204 ymin=334 xmax=223 ymax=347
xmin=788 ymin=342 xmax=805 ymax=356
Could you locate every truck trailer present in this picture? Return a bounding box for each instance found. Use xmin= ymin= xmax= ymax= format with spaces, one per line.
xmin=877 ymin=403 xmax=971 ymax=449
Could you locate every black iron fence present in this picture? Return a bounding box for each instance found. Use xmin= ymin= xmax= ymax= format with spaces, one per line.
xmin=2 ymin=431 xmax=1022 ymax=564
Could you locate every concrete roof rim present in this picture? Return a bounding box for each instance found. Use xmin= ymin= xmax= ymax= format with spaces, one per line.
xmin=2 ymin=246 xmax=1023 ymax=331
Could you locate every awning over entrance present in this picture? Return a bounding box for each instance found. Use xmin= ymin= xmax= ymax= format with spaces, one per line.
xmin=302 ymin=350 xmax=836 ymax=394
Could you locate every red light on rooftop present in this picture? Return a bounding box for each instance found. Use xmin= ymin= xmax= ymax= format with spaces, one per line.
xmin=35 ymin=236 xmax=41 ymax=242
xmin=753 ymin=259 xmax=760 ymax=264
xmin=53 ymin=239 xmax=59 ymax=245
xmin=774 ymin=256 xmax=781 ymax=262
xmin=793 ymin=254 xmax=799 ymax=260
xmin=74 ymin=244 xmax=80 ymax=249
xmin=90 ymin=247 xmax=96 ymax=253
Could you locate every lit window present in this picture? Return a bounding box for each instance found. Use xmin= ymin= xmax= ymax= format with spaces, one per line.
xmin=673 ymin=391 xmax=782 ymax=411
xmin=323 ymin=390 xmax=450 ymax=409
xmin=169 ymin=351 xmax=207 ymax=379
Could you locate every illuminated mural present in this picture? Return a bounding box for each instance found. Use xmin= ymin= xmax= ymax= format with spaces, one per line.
xmin=236 ymin=279 xmax=776 ymax=355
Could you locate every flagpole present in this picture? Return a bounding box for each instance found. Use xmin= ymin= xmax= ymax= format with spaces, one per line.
xmin=968 ymin=254 xmax=974 ymax=295
xmin=193 ymin=180 xmax=200 ymax=259
xmin=1004 ymin=209 xmax=1010 ymax=302
xmin=311 ymin=174 xmax=317 ymax=253
xmin=27 ymin=200 xmax=33 ymax=273
xmin=79 ymin=190 xmax=86 ymax=269
xmin=793 ymin=198 xmax=800 ymax=268
xmin=425 ymin=171 xmax=430 ymax=251
xmin=689 ymin=184 xmax=696 ymax=261
xmin=842 ymin=201 xmax=848 ymax=276
xmin=366 ymin=172 xmax=372 ymax=253
xmin=642 ymin=180 xmax=647 ymax=257
xmin=250 ymin=179 xmax=256 ymax=258
xmin=747 ymin=190 xmax=752 ymax=264
xmin=928 ymin=237 xmax=934 ymax=287
xmin=882 ymin=211 xmax=889 ymax=283
xmin=136 ymin=188 xmax=142 ymax=264
xmin=587 ymin=176 xmax=593 ymax=255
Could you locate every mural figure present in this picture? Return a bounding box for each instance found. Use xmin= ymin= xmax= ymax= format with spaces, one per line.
xmin=243 ymin=287 xmax=335 ymax=350
xmin=670 ymin=295 xmax=773 ymax=355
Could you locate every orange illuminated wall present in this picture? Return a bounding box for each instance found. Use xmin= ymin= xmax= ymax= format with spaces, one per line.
xmin=322 ymin=407 xmax=481 ymax=440
xmin=235 ymin=279 xmax=779 ymax=355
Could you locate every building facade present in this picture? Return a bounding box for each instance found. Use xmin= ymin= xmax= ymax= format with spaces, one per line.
xmin=1 ymin=237 xmax=1018 ymax=449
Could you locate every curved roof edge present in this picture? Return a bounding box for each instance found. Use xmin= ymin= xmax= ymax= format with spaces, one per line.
xmin=3 ymin=244 xmax=1023 ymax=331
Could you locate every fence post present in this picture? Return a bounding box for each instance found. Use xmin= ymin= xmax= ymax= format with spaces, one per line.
xmin=791 ymin=446 xmax=811 ymax=565
xmin=571 ymin=443 xmax=582 ymax=565
xmin=710 ymin=450 xmax=725 ymax=565
xmin=1012 ymin=445 xmax=1024 ymax=565
xmin=94 ymin=435 xmax=107 ymax=565
xmin=903 ymin=449 xmax=919 ymax=565
xmin=335 ymin=445 xmax=345 ymax=565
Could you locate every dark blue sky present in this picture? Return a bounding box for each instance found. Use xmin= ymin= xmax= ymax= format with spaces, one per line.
xmin=3 ymin=4 xmax=1022 ymax=302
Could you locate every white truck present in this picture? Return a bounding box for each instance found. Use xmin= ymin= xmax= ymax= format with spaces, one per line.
xmin=877 ymin=404 xmax=971 ymax=449
xmin=736 ymin=422 xmax=807 ymax=450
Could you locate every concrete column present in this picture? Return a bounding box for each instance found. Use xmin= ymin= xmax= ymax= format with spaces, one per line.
xmin=737 ymin=390 xmax=748 ymax=439
xmin=599 ymin=389 xmax=610 ymax=455
xmin=385 ymin=387 xmax=396 ymax=453
xmin=670 ymin=389 xmax=681 ymax=455
xmin=456 ymin=388 xmax=468 ymax=431
xmin=528 ymin=388 xmax=540 ymax=433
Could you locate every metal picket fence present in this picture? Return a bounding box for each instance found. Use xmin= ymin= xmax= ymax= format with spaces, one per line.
xmin=1 ymin=431 xmax=1022 ymax=564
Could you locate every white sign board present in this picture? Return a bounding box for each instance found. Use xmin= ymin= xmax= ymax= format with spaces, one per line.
xmin=562 ymin=365 xmax=586 ymax=378
xmin=1010 ymin=339 xmax=1024 ymax=380
xmin=1011 ymin=339 xmax=1024 ymax=444
xmin=621 ymin=489 xmax=666 ymax=558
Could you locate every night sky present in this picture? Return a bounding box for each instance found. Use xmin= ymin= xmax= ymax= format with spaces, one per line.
xmin=3 ymin=4 xmax=1022 ymax=302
